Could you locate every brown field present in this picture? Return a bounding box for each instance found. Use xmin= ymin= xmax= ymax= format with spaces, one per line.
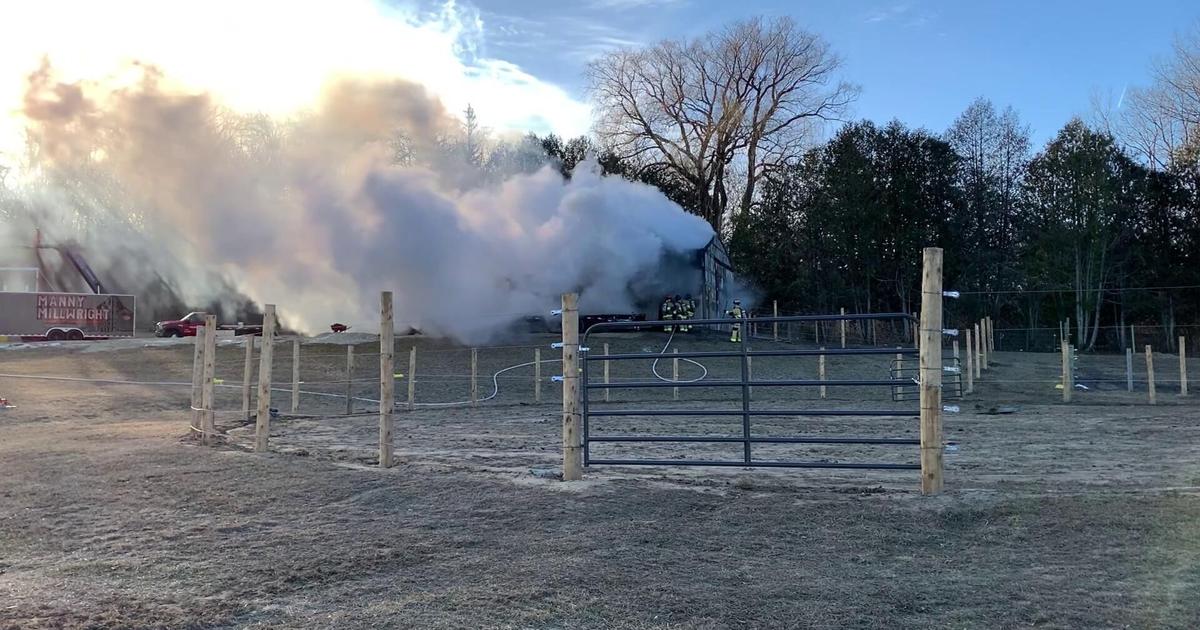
xmin=2 ymin=332 xmax=1200 ymax=629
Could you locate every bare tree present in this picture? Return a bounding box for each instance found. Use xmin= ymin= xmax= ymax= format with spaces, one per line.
xmin=1117 ymin=23 xmax=1200 ymax=169
xmin=587 ymin=17 xmax=855 ymax=233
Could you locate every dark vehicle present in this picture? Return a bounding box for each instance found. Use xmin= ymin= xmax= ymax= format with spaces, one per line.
xmin=155 ymin=312 xmax=262 ymax=337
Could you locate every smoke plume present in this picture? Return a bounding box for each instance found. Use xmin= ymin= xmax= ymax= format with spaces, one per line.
xmin=1 ymin=64 xmax=714 ymax=342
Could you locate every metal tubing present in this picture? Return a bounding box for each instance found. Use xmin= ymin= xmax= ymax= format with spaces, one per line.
xmin=584 ymin=459 xmax=921 ymax=470
xmin=586 ymin=378 xmax=909 ymax=389
xmin=585 ymin=408 xmax=918 ymax=417
xmin=589 ymin=435 xmax=920 ymax=445
xmin=586 ymin=347 xmax=920 ymax=361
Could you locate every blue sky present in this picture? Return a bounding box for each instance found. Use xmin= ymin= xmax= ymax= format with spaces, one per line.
xmin=428 ymin=0 xmax=1200 ymax=146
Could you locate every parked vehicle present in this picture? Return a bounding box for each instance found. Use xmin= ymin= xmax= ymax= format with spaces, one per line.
xmin=155 ymin=312 xmax=262 ymax=337
xmin=0 ymin=291 xmax=136 ymax=340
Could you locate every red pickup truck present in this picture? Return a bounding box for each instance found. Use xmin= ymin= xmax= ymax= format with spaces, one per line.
xmin=155 ymin=312 xmax=262 ymax=337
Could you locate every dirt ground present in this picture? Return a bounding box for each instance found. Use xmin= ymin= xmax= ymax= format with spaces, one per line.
xmin=2 ymin=332 xmax=1200 ymax=629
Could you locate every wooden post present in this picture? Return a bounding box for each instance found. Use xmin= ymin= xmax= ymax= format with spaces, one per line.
xmin=470 ymin=348 xmax=479 ymax=407
xmin=987 ymin=316 xmax=995 ymax=352
xmin=1145 ymin=345 xmax=1156 ymax=405
xmin=673 ymin=348 xmax=680 ymax=400
xmin=201 ymin=316 xmax=217 ymax=446
xmin=1179 ymin=336 xmax=1188 ymax=396
xmin=407 ymin=346 xmax=417 ymax=411
xmin=918 ymin=247 xmax=944 ymax=496
xmin=818 ymin=348 xmax=827 ymax=400
xmin=241 ymin=334 xmax=254 ymax=421
xmin=291 ymin=339 xmax=300 ymax=413
xmin=603 ymin=343 xmax=610 ymax=403
xmin=840 ymin=307 xmax=846 ymax=349
xmin=1061 ymin=340 xmax=1072 ymax=403
xmin=534 ymin=347 xmax=542 ymax=403
xmin=190 ymin=333 xmax=203 ymax=434
xmin=952 ymin=339 xmax=959 ymax=360
xmin=1126 ymin=347 xmax=1134 ymax=392
xmin=345 ymin=345 xmax=355 ymax=415
xmin=1129 ymin=325 xmax=1135 ymax=353
xmin=379 ymin=291 xmax=395 ymax=468
xmin=561 ymin=293 xmax=583 ymax=481
xmin=964 ymin=328 xmax=974 ymax=394
xmin=254 ymin=305 xmax=276 ymax=452
xmin=980 ymin=320 xmax=989 ymax=370
xmin=896 ymin=351 xmax=904 ymax=399
xmin=773 ymin=300 xmax=779 ymax=341
xmin=974 ymin=323 xmax=982 ymax=379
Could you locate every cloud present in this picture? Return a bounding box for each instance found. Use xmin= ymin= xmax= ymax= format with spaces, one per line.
xmin=0 ymin=0 xmax=593 ymax=163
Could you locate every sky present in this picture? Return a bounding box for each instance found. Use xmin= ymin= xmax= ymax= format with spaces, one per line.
xmin=0 ymin=0 xmax=1197 ymax=162
xmin=455 ymin=0 xmax=1200 ymax=145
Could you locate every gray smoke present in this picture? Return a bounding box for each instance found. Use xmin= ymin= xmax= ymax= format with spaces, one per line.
xmin=1 ymin=64 xmax=714 ymax=342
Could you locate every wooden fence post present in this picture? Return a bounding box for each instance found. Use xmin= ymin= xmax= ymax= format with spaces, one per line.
xmin=673 ymin=348 xmax=680 ymax=400
xmin=916 ymin=248 xmax=945 ymax=494
xmin=561 ymin=293 xmax=583 ymax=481
xmin=919 ymin=247 xmax=944 ymax=495
xmin=379 ymin=291 xmax=394 ymax=468
xmin=840 ymin=307 xmax=847 ymax=349
xmin=818 ymin=349 xmax=827 ymax=400
xmin=190 ymin=332 xmax=203 ymax=434
xmin=470 ymin=348 xmax=479 ymax=407
xmin=242 ymin=334 xmax=254 ymax=421
xmin=534 ymin=347 xmax=542 ymax=403
xmin=603 ymin=343 xmax=610 ymax=402
xmin=952 ymin=339 xmax=959 ymax=360
xmin=407 ymin=346 xmax=417 ymax=411
xmin=1126 ymin=346 xmax=1134 ymax=392
xmin=201 ymin=315 xmax=217 ymax=446
xmin=345 ymin=345 xmax=355 ymax=415
xmin=291 ymin=339 xmax=300 ymax=413
xmin=1061 ymin=340 xmax=1072 ymax=403
xmin=980 ymin=320 xmax=989 ymax=370
xmin=1145 ymin=345 xmax=1156 ymax=405
xmin=1179 ymin=336 xmax=1188 ymax=396
xmin=773 ymin=300 xmax=779 ymax=341
xmin=255 ymin=305 xmax=276 ymax=452
xmin=973 ymin=323 xmax=982 ymax=379
xmin=964 ymin=328 xmax=974 ymax=394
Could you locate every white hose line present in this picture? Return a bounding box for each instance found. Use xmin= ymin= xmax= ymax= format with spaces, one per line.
xmin=649 ymin=329 xmax=710 ymax=384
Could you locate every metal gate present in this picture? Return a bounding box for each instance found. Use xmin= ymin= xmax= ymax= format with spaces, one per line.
xmin=581 ymin=313 xmax=922 ymax=470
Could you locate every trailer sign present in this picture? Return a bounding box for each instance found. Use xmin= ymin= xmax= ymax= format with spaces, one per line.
xmin=0 ymin=292 xmax=136 ymax=338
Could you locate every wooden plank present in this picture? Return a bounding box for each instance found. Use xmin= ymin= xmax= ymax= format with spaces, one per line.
xmin=470 ymin=348 xmax=479 ymax=407
xmin=291 ymin=339 xmax=300 ymax=413
xmin=201 ymin=315 xmax=217 ymax=446
xmin=407 ymin=346 xmax=417 ymax=411
xmin=673 ymin=348 xmax=680 ymax=401
xmin=602 ymin=343 xmax=610 ymax=402
xmin=818 ymin=349 xmax=827 ymax=400
xmin=241 ymin=334 xmax=254 ymax=421
xmin=1180 ymin=336 xmax=1188 ymax=396
xmin=840 ymin=307 xmax=846 ymax=349
xmin=1126 ymin=347 xmax=1134 ymax=392
xmin=561 ymin=293 xmax=582 ymax=481
xmin=345 ymin=345 xmax=355 ymax=415
xmin=379 ymin=292 xmax=395 ymax=467
xmin=190 ymin=332 xmax=203 ymax=434
xmin=964 ymin=329 xmax=974 ymax=394
xmin=1061 ymin=340 xmax=1072 ymax=403
xmin=535 ymin=347 xmax=542 ymax=403
xmin=772 ymin=300 xmax=779 ymax=341
xmin=1146 ymin=345 xmax=1156 ymax=405
xmin=918 ymin=247 xmax=944 ymax=495
xmin=255 ymin=305 xmax=276 ymax=452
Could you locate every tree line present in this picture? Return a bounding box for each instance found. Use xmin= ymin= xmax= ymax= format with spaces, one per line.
xmin=572 ymin=17 xmax=1200 ymax=353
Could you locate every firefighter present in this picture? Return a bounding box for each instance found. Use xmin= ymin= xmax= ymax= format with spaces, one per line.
xmin=679 ymin=293 xmax=696 ymax=332
xmin=661 ymin=295 xmax=677 ymax=333
xmin=726 ymin=298 xmax=744 ymax=342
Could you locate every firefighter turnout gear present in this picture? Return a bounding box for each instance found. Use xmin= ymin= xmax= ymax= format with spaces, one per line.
xmin=726 ymin=300 xmax=744 ymax=342
xmin=679 ymin=294 xmax=695 ymax=332
xmin=661 ymin=296 xmax=677 ymax=332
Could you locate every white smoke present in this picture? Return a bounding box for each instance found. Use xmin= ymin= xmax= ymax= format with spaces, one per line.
xmin=2 ymin=66 xmax=714 ymax=342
